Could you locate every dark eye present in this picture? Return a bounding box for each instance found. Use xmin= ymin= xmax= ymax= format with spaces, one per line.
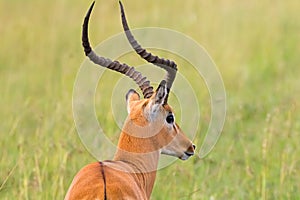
xmin=166 ymin=114 xmax=174 ymax=124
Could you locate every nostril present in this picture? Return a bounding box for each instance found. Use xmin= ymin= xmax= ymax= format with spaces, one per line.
xmin=192 ymin=144 xmax=196 ymax=150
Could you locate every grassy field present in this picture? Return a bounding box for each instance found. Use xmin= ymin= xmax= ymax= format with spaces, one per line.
xmin=1 ymin=0 xmax=299 ymax=199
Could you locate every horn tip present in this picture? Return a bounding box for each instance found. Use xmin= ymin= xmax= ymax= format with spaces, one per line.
xmin=119 ymin=1 xmax=123 ymax=8
xmin=90 ymin=1 xmax=95 ymax=10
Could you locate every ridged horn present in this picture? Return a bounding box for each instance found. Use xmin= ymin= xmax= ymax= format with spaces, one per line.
xmin=119 ymin=1 xmax=177 ymax=104
xmin=82 ymin=1 xmax=154 ymax=98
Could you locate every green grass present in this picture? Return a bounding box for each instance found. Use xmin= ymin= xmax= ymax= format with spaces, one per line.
xmin=1 ymin=0 xmax=299 ymax=199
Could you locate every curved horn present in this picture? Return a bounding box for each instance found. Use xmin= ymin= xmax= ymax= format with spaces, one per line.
xmin=82 ymin=1 xmax=154 ymax=98
xmin=119 ymin=1 xmax=177 ymax=104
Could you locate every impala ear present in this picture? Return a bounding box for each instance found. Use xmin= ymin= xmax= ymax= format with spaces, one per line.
xmin=126 ymin=89 xmax=140 ymax=114
xmin=154 ymin=80 xmax=167 ymax=105
xmin=147 ymin=80 xmax=167 ymax=116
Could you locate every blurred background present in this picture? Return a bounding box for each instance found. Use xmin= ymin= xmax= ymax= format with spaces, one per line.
xmin=0 ymin=0 xmax=299 ymax=199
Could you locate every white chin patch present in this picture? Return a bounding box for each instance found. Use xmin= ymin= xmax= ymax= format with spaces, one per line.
xmin=180 ymin=154 xmax=190 ymax=160
xmin=161 ymin=149 xmax=177 ymax=157
xmin=161 ymin=149 xmax=190 ymax=161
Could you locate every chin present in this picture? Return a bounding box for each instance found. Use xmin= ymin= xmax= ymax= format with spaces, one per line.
xmin=179 ymin=154 xmax=190 ymax=161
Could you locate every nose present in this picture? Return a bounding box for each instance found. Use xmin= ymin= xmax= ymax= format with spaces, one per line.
xmin=184 ymin=144 xmax=196 ymax=157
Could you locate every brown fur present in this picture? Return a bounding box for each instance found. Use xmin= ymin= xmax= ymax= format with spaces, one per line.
xmin=65 ymin=90 xmax=194 ymax=200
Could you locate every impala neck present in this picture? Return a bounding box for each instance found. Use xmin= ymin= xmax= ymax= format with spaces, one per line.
xmin=113 ymin=129 xmax=161 ymax=198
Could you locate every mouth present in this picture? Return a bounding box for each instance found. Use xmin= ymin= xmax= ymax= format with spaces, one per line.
xmin=180 ymin=151 xmax=194 ymax=160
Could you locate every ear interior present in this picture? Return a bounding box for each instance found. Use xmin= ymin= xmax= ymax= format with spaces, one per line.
xmin=126 ymin=89 xmax=140 ymax=114
xmin=147 ymin=80 xmax=167 ymax=116
xmin=154 ymin=80 xmax=167 ymax=104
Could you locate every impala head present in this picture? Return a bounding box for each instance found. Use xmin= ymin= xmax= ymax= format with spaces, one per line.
xmin=82 ymin=1 xmax=195 ymax=160
xmin=125 ymin=80 xmax=195 ymax=160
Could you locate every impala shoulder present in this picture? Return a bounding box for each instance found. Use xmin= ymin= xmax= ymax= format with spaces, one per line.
xmin=65 ymin=162 xmax=104 ymax=200
xmin=70 ymin=162 xmax=104 ymax=185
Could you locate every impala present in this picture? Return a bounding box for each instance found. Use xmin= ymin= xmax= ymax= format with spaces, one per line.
xmin=65 ymin=2 xmax=195 ymax=199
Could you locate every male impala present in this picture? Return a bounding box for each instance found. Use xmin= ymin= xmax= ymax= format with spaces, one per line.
xmin=65 ymin=2 xmax=195 ymax=199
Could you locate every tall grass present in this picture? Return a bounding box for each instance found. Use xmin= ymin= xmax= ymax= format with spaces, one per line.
xmin=0 ymin=0 xmax=299 ymax=199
